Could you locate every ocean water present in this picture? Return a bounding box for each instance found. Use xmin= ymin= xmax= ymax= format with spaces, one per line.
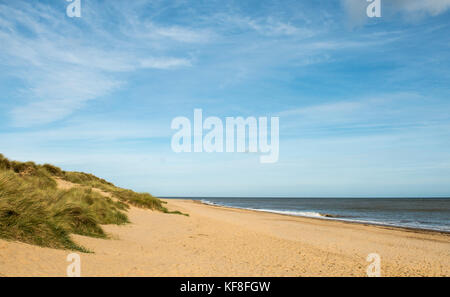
xmin=198 ymin=198 xmax=450 ymax=232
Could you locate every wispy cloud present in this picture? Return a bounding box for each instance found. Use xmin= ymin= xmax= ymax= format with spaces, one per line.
xmin=0 ymin=0 xmax=414 ymax=128
xmin=278 ymin=92 xmax=450 ymax=136
xmin=9 ymin=68 xmax=123 ymax=126
xmin=211 ymin=13 xmax=316 ymax=38
xmin=139 ymin=57 xmax=192 ymax=69
xmin=0 ymin=0 xmax=449 ymax=196
xmin=146 ymin=25 xmax=213 ymax=43
xmin=394 ymin=0 xmax=450 ymax=16
xmin=0 ymin=118 xmax=171 ymax=143
xmin=0 ymin=1 xmax=194 ymax=127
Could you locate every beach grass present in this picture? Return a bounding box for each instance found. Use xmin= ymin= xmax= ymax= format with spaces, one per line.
xmin=0 ymin=153 xmax=185 ymax=252
xmin=62 ymin=171 xmax=186 ymax=215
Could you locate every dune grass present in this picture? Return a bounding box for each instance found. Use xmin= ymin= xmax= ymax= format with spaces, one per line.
xmin=0 ymin=154 xmax=186 ymax=252
xmin=62 ymin=171 xmax=187 ymax=215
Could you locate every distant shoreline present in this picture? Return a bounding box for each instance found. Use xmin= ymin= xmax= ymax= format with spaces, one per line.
xmin=161 ymin=196 xmax=450 ymax=199
xmin=182 ymin=198 xmax=450 ymax=235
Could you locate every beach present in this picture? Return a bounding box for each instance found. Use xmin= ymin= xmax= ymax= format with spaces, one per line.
xmin=0 ymin=199 xmax=449 ymax=277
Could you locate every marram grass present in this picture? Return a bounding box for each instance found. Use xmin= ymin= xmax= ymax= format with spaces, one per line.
xmin=0 ymin=154 xmax=186 ymax=252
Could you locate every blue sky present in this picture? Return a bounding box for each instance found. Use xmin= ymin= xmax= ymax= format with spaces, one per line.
xmin=0 ymin=0 xmax=449 ymax=197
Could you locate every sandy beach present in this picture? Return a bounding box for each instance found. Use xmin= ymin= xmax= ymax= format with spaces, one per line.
xmin=0 ymin=198 xmax=449 ymax=277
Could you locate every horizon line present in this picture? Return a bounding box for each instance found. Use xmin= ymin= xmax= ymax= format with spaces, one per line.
xmin=159 ymin=196 xmax=450 ymax=199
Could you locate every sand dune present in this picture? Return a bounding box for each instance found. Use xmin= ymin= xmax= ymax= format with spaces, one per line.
xmin=0 ymin=198 xmax=449 ymax=276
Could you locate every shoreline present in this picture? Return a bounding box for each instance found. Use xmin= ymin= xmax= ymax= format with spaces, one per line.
xmin=189 ymin=199 xmax=450 ymax=236
xmin=1 ymin=198 xmax=449 ymax=276
xmin=166 ymin=199 xmax=450 ymax=276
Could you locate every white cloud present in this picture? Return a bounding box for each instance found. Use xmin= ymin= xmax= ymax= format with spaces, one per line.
xmin=139 ymin=57 xmax=192 ymax=69
xmin=10 ymin=69 xmax=123 ymax=126
xmin=148 ymin=25 xmax=212 ymax=43
xmin=278 ymin=92 xmax=450 ymax=134
xmin=396 ymin=0 xmax=450 ymax=16
xmin=212 ymin=14 xmax=316 ymax=38
xmin=0 ymin=2 xmax=193 ymax=127
xmin=0 ymin=119 xmax=171 ymax=143
xmin=247 ymin=18 xmax=313 ymax=37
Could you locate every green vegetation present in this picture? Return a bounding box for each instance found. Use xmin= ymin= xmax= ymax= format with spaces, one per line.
xmin=0 ymin=153 xmax=186 ymax=252
xmin=63 ymin=171 xmax=164 ymax=210
xmin=62 ymin=171 xmax=185 ymax=215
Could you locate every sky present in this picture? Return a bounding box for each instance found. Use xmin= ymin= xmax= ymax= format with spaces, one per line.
xmin=0 ymin=0 xmax=449 ymax=197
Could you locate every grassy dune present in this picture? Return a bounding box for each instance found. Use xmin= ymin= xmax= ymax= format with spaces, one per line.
xmin=0 ymin=154 xmax=184 ymax=252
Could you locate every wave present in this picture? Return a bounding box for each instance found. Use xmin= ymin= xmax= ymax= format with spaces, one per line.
xmin=199 ymin=199 xmax=450 ymax=233
xmin=200 ymin=200 xmax=336 ymax=219
xmin=251 ymin=208 xmax=329 ymax=218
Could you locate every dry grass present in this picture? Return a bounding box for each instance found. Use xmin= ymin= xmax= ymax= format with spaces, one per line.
xmin=0 ymin=153 xmax=185 ymax=252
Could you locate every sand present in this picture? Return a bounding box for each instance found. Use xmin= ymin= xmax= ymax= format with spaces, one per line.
xmin=0 ymin=197 xmax=449 ymax=277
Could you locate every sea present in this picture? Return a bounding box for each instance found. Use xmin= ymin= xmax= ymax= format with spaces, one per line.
xmin=192 ymin=198 xmax=450 ymax=233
